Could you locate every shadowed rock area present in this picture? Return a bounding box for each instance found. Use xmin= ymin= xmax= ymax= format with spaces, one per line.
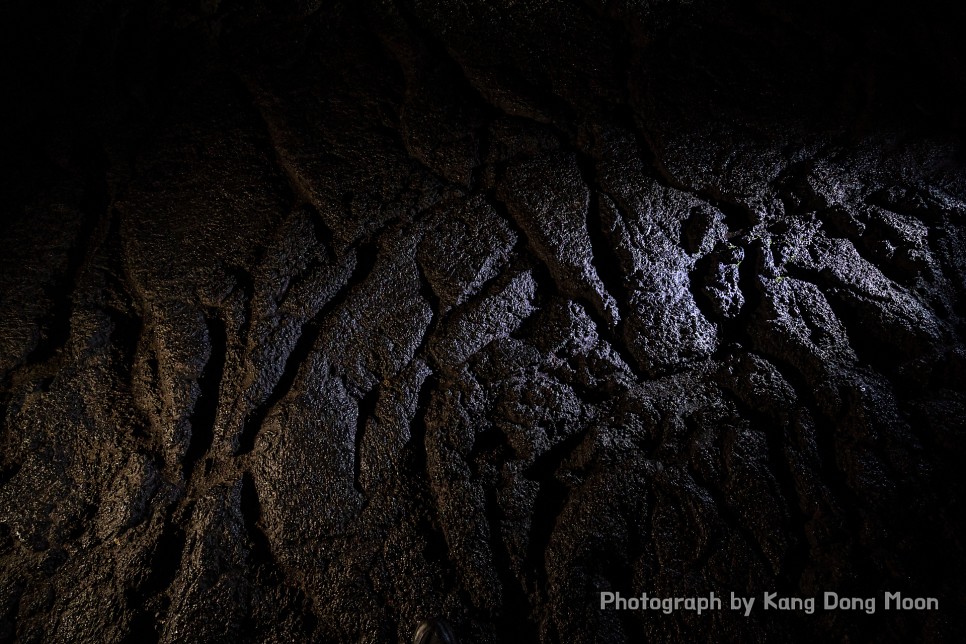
xmin=1 ymin=0 xmax=966 ymax=641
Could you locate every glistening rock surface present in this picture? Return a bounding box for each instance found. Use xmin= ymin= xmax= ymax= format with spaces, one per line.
xmin=2 ymin=0 xmax=966 ymax=641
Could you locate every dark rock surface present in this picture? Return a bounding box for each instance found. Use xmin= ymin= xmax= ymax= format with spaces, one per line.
xmin=2 ymin=0 xmax=966 ymax=641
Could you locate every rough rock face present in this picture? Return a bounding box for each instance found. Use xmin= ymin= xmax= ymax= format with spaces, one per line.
xmin=2 ymin=0 xmax=966 ymax=642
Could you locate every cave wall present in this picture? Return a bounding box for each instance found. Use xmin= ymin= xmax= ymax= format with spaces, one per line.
xmin=1 ymin=0 xmax=965 ymax=641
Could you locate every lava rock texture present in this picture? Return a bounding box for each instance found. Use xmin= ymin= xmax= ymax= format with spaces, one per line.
xmin=2 ymin=0 xmax=966 ymax=641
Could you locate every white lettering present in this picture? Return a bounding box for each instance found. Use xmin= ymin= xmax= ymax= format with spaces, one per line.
xmin=885 ymin=592 xmax=939 ymax=610
xmin=730 ymin=592 xmax=755 ymax=616
xmin=824 ymin=592 xmax=875 ymax=614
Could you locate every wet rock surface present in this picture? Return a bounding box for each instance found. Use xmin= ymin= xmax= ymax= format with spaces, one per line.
xmin=2 ymin=0 xmax=966 ymax=641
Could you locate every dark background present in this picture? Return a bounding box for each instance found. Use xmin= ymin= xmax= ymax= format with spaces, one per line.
xmin=1 ymin=0 xmax=965 ymax=642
